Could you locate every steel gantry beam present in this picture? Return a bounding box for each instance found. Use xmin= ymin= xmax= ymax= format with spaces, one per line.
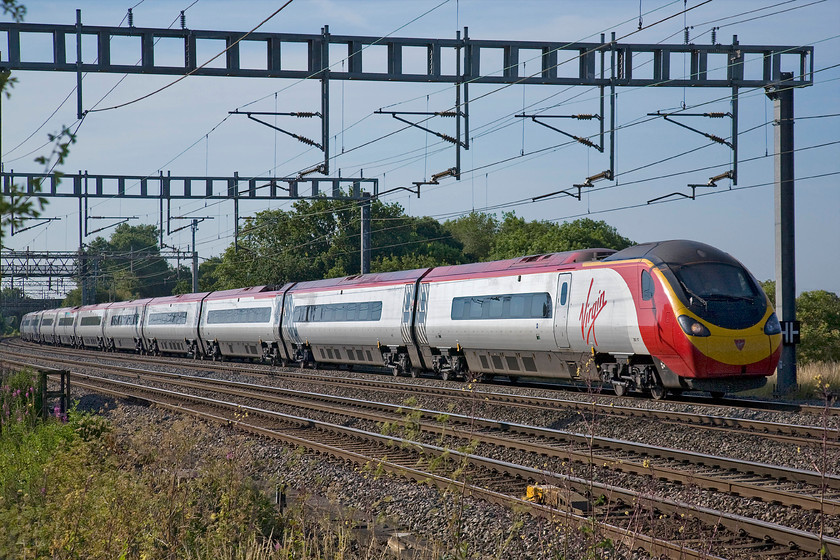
xmin=0 ymin=21 xmax=813 ymax=88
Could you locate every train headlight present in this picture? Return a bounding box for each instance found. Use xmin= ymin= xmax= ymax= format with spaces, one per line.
xmin=678 ymin=315 xmax=711 ymax=337
xmin=764 ymin=313 xmax=782 ymax=335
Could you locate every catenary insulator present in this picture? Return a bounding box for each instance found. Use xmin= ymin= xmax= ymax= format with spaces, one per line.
xmin=128 ymin=8 xmax=133 ymax=27
xmin=706 ymin=112 xmax=726 ymax=118
xmin=711 ymin=27 xmax=717 ymax=45
xmin=684 ymin=27 xmax=689 ymax=44
xmin=292 ymin=112 xmax=317 ymax=118
xmin=180 ymin=11 xmax=186 ymax=30
xmin=573 ymin=114 xmax=595 ymax=120
xmin=436 ymin=111 xmax=457 ymax=118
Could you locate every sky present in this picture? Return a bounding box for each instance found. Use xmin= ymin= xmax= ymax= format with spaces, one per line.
xmin=2 ymin=0 xmax=839 ymax=299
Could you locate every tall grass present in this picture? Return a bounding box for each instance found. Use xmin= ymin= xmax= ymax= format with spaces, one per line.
xmin=751 ymin=361 xmax=840 ymax=399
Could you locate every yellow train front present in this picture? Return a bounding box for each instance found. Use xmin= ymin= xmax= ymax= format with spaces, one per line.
xmin=603 ymin=240 xmax=782 ymax=397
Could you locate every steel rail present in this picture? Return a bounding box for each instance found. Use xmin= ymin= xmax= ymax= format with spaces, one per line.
xmin=8 ymin=338 xmax=837 ymax=417
xmin=5 ymin=343 xmax=838 ymax=444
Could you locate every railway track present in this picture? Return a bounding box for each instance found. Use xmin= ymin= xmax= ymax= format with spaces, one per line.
xmin=49 ymin=369 xmax=840 ymax=560
xmin=4 ymin=347 xmax=840 ymax=555
xmin=6 ymin=338 xmax=836 ymax=417
xmin=4 ymin=341 xmax=838 ymax=449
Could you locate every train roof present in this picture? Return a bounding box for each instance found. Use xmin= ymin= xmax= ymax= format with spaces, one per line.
xmin=146 ymin=292 xmax=211 ymax=305
xmin=203 ymin=285 xmax=283 ymax=301
xmin=423 ymin=249 xmax=615 ymax=281
xmin=288 ymin=268 xmax=430 ymax=293
xmin=603 ymin=240 xmax=741 ymax=267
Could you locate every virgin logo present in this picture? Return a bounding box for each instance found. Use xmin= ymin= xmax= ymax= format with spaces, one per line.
xmin=580 ymin=278 xmax=607 ymax=346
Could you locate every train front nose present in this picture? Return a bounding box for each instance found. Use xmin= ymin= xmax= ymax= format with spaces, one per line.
xmin=689 ymin=332 xmax=779 ymax=377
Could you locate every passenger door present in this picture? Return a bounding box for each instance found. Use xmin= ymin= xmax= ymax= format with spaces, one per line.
xmin=553 ymin=273 xmax=572 ymax=348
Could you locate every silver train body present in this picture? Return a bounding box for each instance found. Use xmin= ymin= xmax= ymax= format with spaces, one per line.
xmin=21 ymin=241 xmax=780 ymax=396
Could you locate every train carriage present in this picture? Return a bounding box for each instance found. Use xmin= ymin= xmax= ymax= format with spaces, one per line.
xmin=38 ymin=308 xmax=61 ymax=344
xmin=198 ymin=286 xmax=283 ymax=361
xmin=20 ymin=312 xmax=36 ymax=342
xmin=54 ymin=307 xmax=78 ymax=346
xmin=280 ymin=269 xmax=429 ymax=371
xmin=75 ymin=303 xmax=110 ymax=349
xmin=141 ymin=293 xmax=208 ymax=356
xmin=104 ymin=299 xmax=152 ymax=352
xmin=416 ymin=249 xmax=618 ymax=381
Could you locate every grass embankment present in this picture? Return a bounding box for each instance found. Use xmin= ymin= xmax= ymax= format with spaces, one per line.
xmin=0 ymin=369 xmax=386 ymax=560
xmin=747 ymin=361 xmax=840 ymax=400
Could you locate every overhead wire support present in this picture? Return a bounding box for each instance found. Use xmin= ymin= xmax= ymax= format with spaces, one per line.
xmin=646 ymin=169 xmax=733 ymax=204
xmin=648 ymin=110 xmax=735 ymax=149
xmin=85 ymin=215 xmax=138 ymax=236
xmin=533 ymin=169 xmax=613 ymax=203
xmin=516 ymin=113 xmax=604 ymax=152
xmin=375 ymin=110 xmax=468 ymax=147
xmin=10 ymin=217 xmax=61 ymax=236
xmin=229 ymin=109 xmax=324 ymax=150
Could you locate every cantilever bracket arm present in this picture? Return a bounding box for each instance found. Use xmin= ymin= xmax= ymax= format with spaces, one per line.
xmin=517 ymin=114 xmax=604 ymax=152
xmin=11 ymin=216 xmax=61 ymax=236
xmin=86 ymin=216 xmax=137 ymax=236
xmin=375 ymin=110 xmax=468 ymax=148
xmin=229 ymin=110 xmax=323 ymax=150
xmin=376 ymin=185 xmax=421 ymax=199
xmin=647 ymin=170 xmax=732 ymax=204
xmin=648 ymin=111 xmax=734 ymax=149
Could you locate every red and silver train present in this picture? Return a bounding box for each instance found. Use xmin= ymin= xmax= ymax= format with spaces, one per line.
xmin=21 ymin=240 xmax=782 ymax=399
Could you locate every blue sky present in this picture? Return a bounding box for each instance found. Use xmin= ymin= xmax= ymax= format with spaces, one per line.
xmin=3 ymin=0 xmax=839 ymax=298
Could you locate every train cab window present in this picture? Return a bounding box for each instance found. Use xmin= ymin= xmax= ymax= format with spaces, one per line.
xmin=560 ymin=282 xmax=568 ymax=306
xmin=641 ymin=270 xmax=655 ymax=301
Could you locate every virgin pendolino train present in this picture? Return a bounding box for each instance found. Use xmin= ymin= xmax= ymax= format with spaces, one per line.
xmin=21 ymin=240 xmax=782 ymax=399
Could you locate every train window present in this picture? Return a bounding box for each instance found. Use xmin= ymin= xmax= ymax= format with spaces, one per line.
xmin=641 ymin=270 xmax=655 ymax=301
xmin=292 ymin=301 xmax=382 ymax=322
xmin=451 ymin=292 xmax=553 ymax=320
xmin=80 ymin=316 xmax=101 ymax=326
xmin=560 ymin=282 xmax=568 ymax=306
xmin=111 ymin=314 xmax=139 ymax=326
xmin=41 ymin=318 xmax=54 ymax=326
xmin=58 ymin=317 xmax=74 ymax=326
xmin=206 ymin=307 xmax=272 ymax=324
xmin=148 ymin=311 xmax=188 ymax=325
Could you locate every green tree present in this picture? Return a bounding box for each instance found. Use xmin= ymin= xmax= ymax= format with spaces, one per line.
xmin=489 ymin=214 xmax=633 ymax=259
xmin=214 ymin=198 xmax=465 ymax=288
xmin=796 ymin=290 xmax=840 ymax=364
xmin=62 ymin=224 xmax=178 ymax=304
xmin=443 ymin=211 xmax=499 ymax=262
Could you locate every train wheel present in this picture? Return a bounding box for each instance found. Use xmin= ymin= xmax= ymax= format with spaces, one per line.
xmin=410 ymin=368 xmax=421 ymax=378
xmin=508 ymin=375 xmax=519 ymax=384
xmin=710 ymin=391 xmax=726 ymax=400
xmin=612 ymin=382 xmax=626 ymax=397
xmin=650 ymin=384 xmax=666 ymax=400
xmin=440 ymin=370 xmax=451 ymax=382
